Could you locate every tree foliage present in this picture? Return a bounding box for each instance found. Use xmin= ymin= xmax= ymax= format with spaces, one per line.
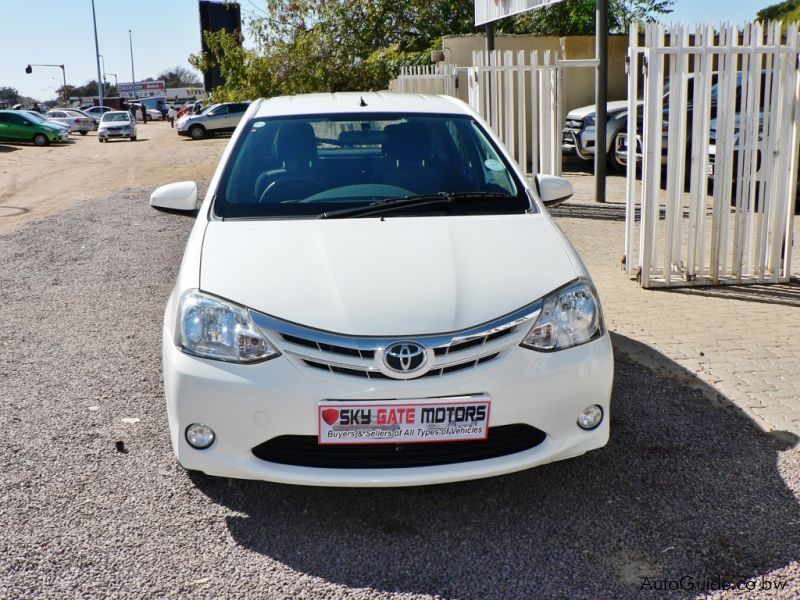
xmin=192 ymin=0 xmax=674 ymax=100
xmin=0 ymin=86 xmax=19 ymax=101
xmin=156 ymin=66 xmax=202 ymax=87
xmin=499 ymin=0 xmax=674 ymax=35
xmin=757 ymin=0 xmax=800 ymax=22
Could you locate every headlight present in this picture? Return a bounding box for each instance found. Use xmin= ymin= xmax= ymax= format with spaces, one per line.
xmin=521 ymin=280 xmax=603 ymax=351
xmin=584 ymin=115 xmax=596 ymax=126
xmin=175 ymin=290 xmax=280 ymax=363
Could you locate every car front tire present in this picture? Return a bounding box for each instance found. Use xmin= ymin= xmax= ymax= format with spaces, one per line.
xmin=189 ymin=125 xmax=205 ymax=140
xmin=33 ymin=133 xmax=49 ymax=147
xmin=79 ymin=131 xmax=88 ymax=136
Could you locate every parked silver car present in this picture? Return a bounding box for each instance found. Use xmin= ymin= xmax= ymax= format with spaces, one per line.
xmin=562 ymin=101 xmax=632 ymax=172
xmin=45 ymin=109 xmax=94 ymax=135
xmin=176 ymin=101 xmax=250 ymax=139
xmin=98 ymin=111 xmax=137 ymax=142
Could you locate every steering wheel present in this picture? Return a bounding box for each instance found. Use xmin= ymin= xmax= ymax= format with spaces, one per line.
xmin=259 ymin=177 xmax=326 ymax=204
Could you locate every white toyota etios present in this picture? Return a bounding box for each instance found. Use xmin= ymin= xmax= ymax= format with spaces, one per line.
xmin=151 ymin=92 xmax=613 ymax=487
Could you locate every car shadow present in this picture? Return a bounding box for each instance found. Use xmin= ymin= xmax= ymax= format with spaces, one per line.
xmin=660 ymin=280 xmax=800 ymax=308
xmin=0 ymin=144 xmax=19 ymax=153
xmin=188 ymin=336 xmax=800 ymax=597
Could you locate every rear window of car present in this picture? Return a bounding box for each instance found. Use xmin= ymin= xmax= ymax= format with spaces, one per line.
xmin=213 ymin=112 xmax=531 ymax=219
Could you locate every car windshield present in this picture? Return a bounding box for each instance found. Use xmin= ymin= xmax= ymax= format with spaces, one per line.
xmin=102 ymin=113 xmax=130 ymax=122
xmin=25 ymin=112 xmax=45 ymax=122
xmin=214 ymin=113 xmax=529 ymax=219
xmin=198 ymin=104 xmax=217 ymax=115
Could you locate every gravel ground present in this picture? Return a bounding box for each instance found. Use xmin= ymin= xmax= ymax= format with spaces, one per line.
xmin=1 ymin=191 xmax=798 ymax=599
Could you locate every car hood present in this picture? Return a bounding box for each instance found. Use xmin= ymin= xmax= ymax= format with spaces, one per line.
xmin=199 ymin=215 xmax=578 ymax=336
xmin=567 ymin=100 xmax=636 ymax=120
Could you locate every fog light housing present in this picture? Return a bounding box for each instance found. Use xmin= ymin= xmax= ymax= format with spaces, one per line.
xmin=577 ymin=405 xmax=603 ymax=430
xmin=186 ymin=423 xmax=216 ymax=449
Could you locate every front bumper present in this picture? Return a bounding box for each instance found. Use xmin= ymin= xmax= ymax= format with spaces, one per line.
xmin=98 ymin=128 xmax=133 ymax=139
xmin=163 ymin=319 xmax=614 ymax=487
xmin=562 ymin=127 xmax=595 ymax=160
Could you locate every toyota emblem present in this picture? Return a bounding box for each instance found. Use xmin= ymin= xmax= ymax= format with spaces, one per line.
xmin=380 ymin=341 xmax=430 ymax=378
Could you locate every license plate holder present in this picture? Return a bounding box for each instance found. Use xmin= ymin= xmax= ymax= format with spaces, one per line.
xmin=318 ymin=395 xmax=491 ymax=445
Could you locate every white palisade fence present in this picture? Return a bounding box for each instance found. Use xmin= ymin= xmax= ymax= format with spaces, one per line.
xmin=467 ymin=50 xmax=562 ymax=176
xmin=396 ymin=64 xmax=457 ymax=97
xmin=625 ymin=22 xmax=800 ymax=288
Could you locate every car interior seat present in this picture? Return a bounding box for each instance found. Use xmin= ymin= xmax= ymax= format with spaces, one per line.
xmin=255 ymin=121 xmax=323 ymax=202
xmin=380 ymin=122 xmax=442 ymax=195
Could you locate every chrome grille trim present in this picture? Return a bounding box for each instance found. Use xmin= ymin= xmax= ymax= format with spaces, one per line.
xmin=249 ymin=301 xmax=542 ymax=379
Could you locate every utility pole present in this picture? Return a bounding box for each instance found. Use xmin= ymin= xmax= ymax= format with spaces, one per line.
xmin=129 ymin=30 xmax=137 ymax=100
xmin=91 ymin=0 xmax=104 ymax=106
xmin=595 ymin=0 xmax=608 ymax=203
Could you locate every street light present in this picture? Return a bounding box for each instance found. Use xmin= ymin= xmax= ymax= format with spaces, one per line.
xmin=25 ymin=64 xmax=68 ymax=105
xmin=129 ymin=30 xmax=137 ymax=100
xmin=106 ymin=72 xmax=118 ymax=88
xmin=99 ymin=54 xmax=106 ymax=86
xmin=91 ymin=0 xmax=104 ymax=106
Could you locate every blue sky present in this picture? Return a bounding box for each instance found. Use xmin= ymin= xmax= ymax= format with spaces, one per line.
xmin=1 ymin=0 xmax=766 ymax=101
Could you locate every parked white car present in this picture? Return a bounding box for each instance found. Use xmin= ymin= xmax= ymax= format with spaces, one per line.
xmin=44 ymin=109 xmax=94 ymax=135
xmin=151 ymin=92 xmax=613 ymax=487
xmin=97 ymin=111 xmax=136 ymax=142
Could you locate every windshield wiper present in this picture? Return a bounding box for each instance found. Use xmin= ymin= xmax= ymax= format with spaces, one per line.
xmin=316 ymin=191 xmax=514 ymax=219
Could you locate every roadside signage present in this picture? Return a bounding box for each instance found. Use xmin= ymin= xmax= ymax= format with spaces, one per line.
xmin=475 ymin=0 xmax=564 ymax=26
xmin=118 ymin=80 xmax=166 ymax=98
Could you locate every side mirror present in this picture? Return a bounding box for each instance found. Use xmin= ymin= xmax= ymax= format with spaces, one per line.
xmin=535 ymin=174 xmax=573 ymax=206
xmin=149 ymin=181 xmax=199 ymax=211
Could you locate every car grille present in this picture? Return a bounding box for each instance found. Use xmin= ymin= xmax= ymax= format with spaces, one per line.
xmin=251 ymin=424 xmax=547 ymax=469
xmin=249 ymin=301 xmax=541 ymax=380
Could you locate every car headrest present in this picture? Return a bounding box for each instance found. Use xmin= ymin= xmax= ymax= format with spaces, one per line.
xmin=276 ymin=121 xmax=317 ymax=164
xmin=382 ymin=122 xmax=432 ymax=163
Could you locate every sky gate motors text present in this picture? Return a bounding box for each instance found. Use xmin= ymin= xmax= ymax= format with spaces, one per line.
xmin=337 ymin=405 xmax=488 ymax=426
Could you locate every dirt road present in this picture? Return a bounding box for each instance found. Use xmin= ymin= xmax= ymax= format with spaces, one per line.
xmin=0 ymin=121 xmax=227 ymax=235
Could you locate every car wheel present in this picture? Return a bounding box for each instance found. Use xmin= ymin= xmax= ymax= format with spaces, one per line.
xmin=98 ymin=138 xmax=104 ymax=143
xmin=189 ymin=125 xmax=205 ymax=140
xmin=79 ymin=131 xmax=88 ymax=136
xmin=130 ymin=135 xmax=137 ymax=141
xmin=33 ymin=133 xmax=49 ymax=147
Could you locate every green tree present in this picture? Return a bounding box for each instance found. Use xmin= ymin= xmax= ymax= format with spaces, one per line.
xmin=757 ymin=0 xmax=800 ymax=21
xmin=0 ymin=86 xmax=19 ymax=102
xmin=157 ymin=66 xmax=202 ymax=88
xmin=192 ymin=0 xmax=674 ymax=99
xmin=500 ymin=0 xmax=675 ymax=35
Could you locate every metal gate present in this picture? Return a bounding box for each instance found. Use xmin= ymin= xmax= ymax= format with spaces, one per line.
xmin=396 ymin=51 xmax=574 ymax=177
xmin=467 ymin=50 xmax=562 ymax=176
xmin=624 ymin=22 xmax=800 ymax=288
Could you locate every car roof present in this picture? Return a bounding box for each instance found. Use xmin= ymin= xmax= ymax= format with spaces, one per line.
xmin=103 ymin=111 xmax=130 ymax=115
xmin=252 ymin=92 xmax=469 ymax=118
